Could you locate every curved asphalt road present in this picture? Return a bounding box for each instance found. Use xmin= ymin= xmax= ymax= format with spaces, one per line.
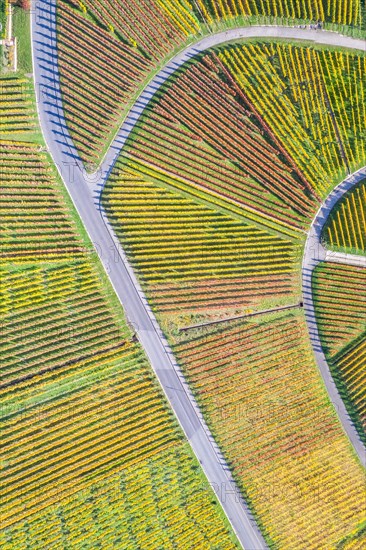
xmin=93 ymin=26 xmax=365 ymax=189
xmin=31 ymin=1 xmax=366 ymax=546
xmin=31 ymin=3 xmax=267 ymax=548
xmin=302 ymin=166 xmax=366 ymax=467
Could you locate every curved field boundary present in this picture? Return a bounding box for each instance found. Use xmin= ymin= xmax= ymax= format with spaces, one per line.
xmin=31 ymin=2 xmax=268 ymax=548
xmin=303 ymin=166 xmax=366 ymax=467
xmin=90 ymin=26 xmax=366 ymax=193
xmin=31 ymin=0 xmax=366 ymax=546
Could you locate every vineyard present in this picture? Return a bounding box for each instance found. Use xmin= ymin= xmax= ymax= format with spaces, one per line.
xmin=56 ymin=0 xmax=366 ymax=166
xmin=0 ymin=141 xmax=82 ymax=261
xmin=0 ymin=77 xmax=36 ymax=135
xmin=323 ymin=178 xmax=366 ymax=254
xmin=1 ymin=444 xmax=236 ymax=549
xmin=56 ymin=0 xmax=153 ymax=166
xmin=3 ymin=2 xmax=365 ymax=548
xmin=219 ymin=43 xmax=366 ymax=197
xmin=0 ymin=56 xmax=237 ymax=550
xmin=172 ymin=312 xmax=366 ymax=548
xmin=313 ymin=263 xmax=366 ymax=356
xmin=320 ymin=50 xmax=366 ymax=174
xmin=194 ymin=0 xmax=363 ymax=27
xmin=102 ymin=38 xmax=366 ymax=549
xmin=61 ymin=0 xmax=364 ymax=40
xmin=117 ymin=52 xmax=319 ymax=232
xmin=313 ymin=263 xmax=366 ymax=443
xmin=103 ymin=169 xmax=303 ymax=321
xmin=104 ymin=43 xmax=366 ymax=239
xmin=339 ymin=529 xmax=366 ymax=550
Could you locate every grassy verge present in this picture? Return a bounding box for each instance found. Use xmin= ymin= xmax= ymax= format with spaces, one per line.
xmin=0 ymin=0 xmax=6 ymax=37
xmin=12 ymin=5 xmax=32 ymax=73
xmin=0 ymin=0 xmax=6 ymax=73
xmin=324 ymin=244 xmax=366 ymax=256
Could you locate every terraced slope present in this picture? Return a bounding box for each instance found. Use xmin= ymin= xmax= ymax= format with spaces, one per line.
xmin=56 ymin=0 xmax=365 ymax=165
xmin=313 ymin=263 xmax=366 ymax=443
xmin=0 ymin=60 xmax=238 ymax=550
xmin=220 ymin=43 xmax=366 ymax=196
xmin=117 ymin=52 xmax=318 ymax=232
xmin=173 ymin=311 xmax=366 ymax=549
xmin=103 ymin=170 xmax=303 ymax=324
xmin=103 ymin=41 xmax=366 ymax=549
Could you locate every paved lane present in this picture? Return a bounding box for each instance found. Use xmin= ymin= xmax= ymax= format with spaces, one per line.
xmin=302 ymin=167 xmax=366 ymax=467
xmin=325 ymin=250 xmax=366 ymax=267
xmin=31 ymin=1 xmax=366 ymax=546
xmin=31 ymin=2 xmax=268 ymax=547
xmin=93 ymin=27 xmax=366 ymax=189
